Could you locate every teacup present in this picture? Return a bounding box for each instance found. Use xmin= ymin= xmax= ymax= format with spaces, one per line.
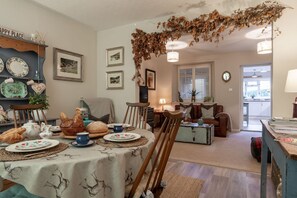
xmin=76 ymin=132 xmax=90 ymax=145
xmin=113 ymin=124 xmax=123 ymax=133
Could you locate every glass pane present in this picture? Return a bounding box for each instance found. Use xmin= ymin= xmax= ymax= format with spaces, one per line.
xmin=195 ymin=67 xmax=209 ymax=100
xmin=179 ymin=68 xmax=192 ymax=100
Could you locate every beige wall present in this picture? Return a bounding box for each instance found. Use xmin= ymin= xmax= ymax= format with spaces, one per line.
xmin=273 ymin=0 xmax=297 ymax=117
xmin=143 ymin=51 xmax=271 ymax=131
xmin=3 ymin=0 xmax=295 ymax=126
xmin=0 ymin=0 xmax=97 ymax=119
xmin=97 ymin=0 xmax=297 ymax=129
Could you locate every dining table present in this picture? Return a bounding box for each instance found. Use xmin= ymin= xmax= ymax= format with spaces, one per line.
xmin=0 ymin=128 xmax=155 ymax=198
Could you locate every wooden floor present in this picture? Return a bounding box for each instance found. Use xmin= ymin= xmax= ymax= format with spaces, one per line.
xmin=165 ymin=159 xmax=276 ymax=198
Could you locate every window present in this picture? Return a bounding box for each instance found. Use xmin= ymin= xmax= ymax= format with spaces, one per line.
xmin=178 ymin=63 xmax=211 ymax=102
xmin=243 ymin=79 xmax=271 ymax=99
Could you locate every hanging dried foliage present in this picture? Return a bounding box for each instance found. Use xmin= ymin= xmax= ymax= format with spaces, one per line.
xmin=131 ymin=1 xmax=286 ymax=84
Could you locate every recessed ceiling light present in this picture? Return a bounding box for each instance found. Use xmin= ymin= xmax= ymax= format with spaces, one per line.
xmin=166 ymin=41 xmax=188 ymax=50
xmin=245 ymin=26 xmax=272 ymax=40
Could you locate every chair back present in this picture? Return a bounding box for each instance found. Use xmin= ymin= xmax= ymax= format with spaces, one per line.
xmin=128 ymin=110 xmax=184 ymax=197
xmin=10 ymin=104 xmax=47 ymax=128
xmin=123 ymin=102 xmax=150 ymax=129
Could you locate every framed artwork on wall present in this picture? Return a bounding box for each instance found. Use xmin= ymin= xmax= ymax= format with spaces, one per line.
xmin=145 ymin=69 xmax=156 ymax=90
xmin=106 ymin=70 xmax=124 ymax=89
xmin=53 ymin=48 xmax=83 ymax=82
xmin=106 ymin=46 xmax=124 ymax=66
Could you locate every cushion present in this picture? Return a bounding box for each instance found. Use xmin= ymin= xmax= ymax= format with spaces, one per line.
xmin=180 ymin=103 xmax=193 ymax=120
xmin=88 ymin=114 xmax=110 ymax=124
xmin=201 ymin=103 xmax=217 ymax=119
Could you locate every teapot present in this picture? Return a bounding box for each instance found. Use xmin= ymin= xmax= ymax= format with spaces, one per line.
xmin=22 ymin=120 xmax=41 ymax=139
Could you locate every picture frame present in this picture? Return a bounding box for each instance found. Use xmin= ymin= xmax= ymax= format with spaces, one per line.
xmin=106 ymin=46 xmax=124 ymax=66
xmin=106 ymin=70 xmax=124 ymax=89
xmin=53 ymin=48 xmax=83 ymax=82
xmin=145 ymin=69 xmax=156 ymax=90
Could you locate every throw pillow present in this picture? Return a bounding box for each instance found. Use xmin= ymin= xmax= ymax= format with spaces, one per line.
xmin=201 ymin=103 xmax=217 ymax=119
xmin=180 ymin=103 xmax=193 ymax=120
xmin=88 ymin=114 xmax=110 ymax=124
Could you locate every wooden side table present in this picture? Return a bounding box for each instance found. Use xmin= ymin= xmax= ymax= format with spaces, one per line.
xmin=293 ymin=103 xmax=297 ymax=118
xmin=154 ymin=111 xmax=165 ymax=127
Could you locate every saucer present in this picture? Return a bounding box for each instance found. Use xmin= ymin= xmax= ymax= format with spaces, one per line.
xmin=71 ymin=140 xmax=94 ymax=147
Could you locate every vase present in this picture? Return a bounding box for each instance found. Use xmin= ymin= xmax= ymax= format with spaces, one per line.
xmin=191 ymin=96 xmax=196 ymax=103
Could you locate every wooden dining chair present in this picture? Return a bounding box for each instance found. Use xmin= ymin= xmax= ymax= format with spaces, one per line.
xmin=123 ymin=102 xmax=150 ymax=129
xmin=127 ymin=110 xmax=184 ymax=198
xmin=10 ymin=104 xmax=48 ymax=128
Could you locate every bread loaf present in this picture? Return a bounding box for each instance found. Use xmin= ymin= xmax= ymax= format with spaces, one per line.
xmin=86 ymin=121 xmax=108 ymax=133
xmin=0 ymin=127 xmax=26 ymax=144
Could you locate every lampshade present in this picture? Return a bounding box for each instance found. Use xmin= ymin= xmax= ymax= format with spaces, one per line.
xmin=285 ymin=69 xmax=297 ymax=92
xmin=159 ymin=98 xmax=166 ymax=104
xmin=257 ymin=40 xmax=272 ymax=54
xmin=167 ymin=51 xmax=179 ymax=62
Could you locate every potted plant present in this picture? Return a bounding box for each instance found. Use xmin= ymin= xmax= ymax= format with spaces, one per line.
xmin=29 ymin=93 xmax=49 ymax=109
xmin=29 ymin=93 xmax=49 ymax=119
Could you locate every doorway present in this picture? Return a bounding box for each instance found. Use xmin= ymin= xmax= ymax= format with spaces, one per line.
xmin=242 ymin=64 xmax=272 ymax=131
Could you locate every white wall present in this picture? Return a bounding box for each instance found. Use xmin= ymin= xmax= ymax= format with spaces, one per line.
xmin=97 ymin=17 xmax=169 ymax=122
xmin=273 ymin=0 xmax=297 ymax=117
xmin=0 ymin=0 xmax=97 ymax=119
xmin=143 ymin=51 xmax=271 ymax=131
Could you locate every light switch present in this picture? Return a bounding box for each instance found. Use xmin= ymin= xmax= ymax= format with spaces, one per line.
xmin=229 ymin=88 xmax=233 ymax=91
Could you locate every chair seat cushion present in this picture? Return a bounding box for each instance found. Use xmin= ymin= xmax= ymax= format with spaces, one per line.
xmin=0 ymin=184 xmax=41 ymax=198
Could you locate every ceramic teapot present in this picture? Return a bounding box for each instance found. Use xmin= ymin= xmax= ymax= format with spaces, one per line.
xmin=22 ymin=120 xmax=41 ymax=139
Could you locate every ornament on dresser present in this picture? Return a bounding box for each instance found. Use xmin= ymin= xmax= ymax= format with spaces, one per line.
xmin=31 ymin=83 xmax=46 ymax=94
xmin=4 ymin=77 xmax=14 ymax=83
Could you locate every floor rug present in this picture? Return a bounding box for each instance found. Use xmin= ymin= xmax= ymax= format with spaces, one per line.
xmin=169 ymin=131 xmax=270 ymax=173
xmin=160 ymin=172 xmax=203 ymax=198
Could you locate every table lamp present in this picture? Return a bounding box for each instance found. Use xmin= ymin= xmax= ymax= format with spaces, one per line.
xmin=159 ymin=98 xmax=166 ymax=111
xmin=284 ymin=69 xmax=297 ymax=117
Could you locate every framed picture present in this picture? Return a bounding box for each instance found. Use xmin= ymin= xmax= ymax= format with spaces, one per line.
xmin=106 ymin=70 xmax=124 ymax=89
xmin=53 ymin=48 xmax=83 ymax=82
xmin=145 ymin=69 xmax=156 ymax=90
xmin=106 ymin=46 xmax=124 ymax=66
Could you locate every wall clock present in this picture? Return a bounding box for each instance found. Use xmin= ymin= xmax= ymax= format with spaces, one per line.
xmin=222 ymin=71 xmax=231 ymax=82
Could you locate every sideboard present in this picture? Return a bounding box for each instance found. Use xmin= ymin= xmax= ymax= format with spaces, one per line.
xmin=0 ymin=34 xmax=48 ymax=132
xmin=261 ymin=120 xmax=297 ymax=197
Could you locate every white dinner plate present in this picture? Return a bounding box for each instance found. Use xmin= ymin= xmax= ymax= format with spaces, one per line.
xmin=103 ymin=133 xmax=141 ymax=142
xmin=107 ymin=123 xmax=131 ymax=129
xmin=14 ymin=139 xmax=52 ymax=150
xmin=5 ymin=139 xmax=59 ymax=153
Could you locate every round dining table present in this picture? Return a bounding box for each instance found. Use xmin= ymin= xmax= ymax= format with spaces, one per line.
xmin=0 ymin=129 xmax=154 ymax=198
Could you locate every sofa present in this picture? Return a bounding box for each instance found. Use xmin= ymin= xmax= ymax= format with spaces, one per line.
xmin=175 ymin=103 xmax=229 ymax=137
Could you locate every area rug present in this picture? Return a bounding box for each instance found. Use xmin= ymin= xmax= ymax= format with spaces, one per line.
xmin=169 ymin=131 xmax=269 ymax=173
xmin=160 ymin=172 xmax=203 ymax=198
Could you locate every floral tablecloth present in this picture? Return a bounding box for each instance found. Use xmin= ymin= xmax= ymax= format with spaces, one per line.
xmin=0 ymin=129 xmax=154 ymax=198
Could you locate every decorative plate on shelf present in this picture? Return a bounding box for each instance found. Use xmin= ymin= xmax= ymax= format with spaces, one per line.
xmin=6 ymin=57 xmax=29 ymax=77
xmin=0 ymin=81 xmax=28 ymax=98
xmin=0 ymin=58 xmax=4 ymax=73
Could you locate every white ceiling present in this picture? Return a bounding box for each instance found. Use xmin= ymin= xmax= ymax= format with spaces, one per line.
xmin=30 ymin=0 xmax=269 ymax=54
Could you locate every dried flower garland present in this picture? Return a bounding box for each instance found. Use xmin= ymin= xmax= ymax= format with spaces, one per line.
xmin=131 ymin=1 xmax=286 ymax=84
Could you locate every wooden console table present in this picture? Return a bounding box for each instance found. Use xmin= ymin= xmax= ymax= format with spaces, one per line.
xmin=261 ymin=120 xmax=297 ymax=198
